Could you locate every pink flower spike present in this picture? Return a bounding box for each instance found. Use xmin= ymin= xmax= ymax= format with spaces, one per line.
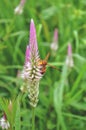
xmin=21 ymin=19 xmax=44 ymax=107
xmin=29 ymin=19 xmax=38 ymax=52
xmin=53 ymin=28 xmax=58 ymax=43
xmin=66 ymin=43 xmax=74 ymax=68
xmin=50 ymin=28 xmax=58 ymax=51
xmin=68 ymin=43 xmax=72 ymax=56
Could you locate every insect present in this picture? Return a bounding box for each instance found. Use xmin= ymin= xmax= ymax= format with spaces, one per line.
xmin=38 ymin=53 xmax=61 ymax=74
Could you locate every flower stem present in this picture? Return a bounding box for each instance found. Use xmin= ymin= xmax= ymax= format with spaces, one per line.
xmin=32 ymin=107 xmax=35 ymax=130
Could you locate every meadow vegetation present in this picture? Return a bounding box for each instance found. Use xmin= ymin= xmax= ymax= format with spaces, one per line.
xmin=0 ymin=0 xmax=86 ymax=130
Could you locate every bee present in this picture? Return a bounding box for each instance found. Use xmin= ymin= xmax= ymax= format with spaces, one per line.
xmin=38 ymin=53 xmax=61 ymax=74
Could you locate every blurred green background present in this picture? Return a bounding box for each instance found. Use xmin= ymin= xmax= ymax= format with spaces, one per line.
xmin=0 ymin=0 xmax=86 ymax=130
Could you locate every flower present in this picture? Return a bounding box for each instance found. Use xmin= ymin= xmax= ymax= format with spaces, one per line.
xmin=50 ymin=28 xmax=58 ymax=51
xmin=22 ymin=19 xmax=44 ymax=107
xmin=66 ymin=43 xmax=74 ymax=68
xmin=14 ymin=0 xmax=26 ymax=15
xmin=0 ymin=114 xmax=10 ymax=130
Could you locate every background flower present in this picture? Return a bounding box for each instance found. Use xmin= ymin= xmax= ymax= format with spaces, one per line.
xmin=0 ymin=114 xmax=10 ymax=130
xmin=66 ymin=43 xmax=74 ymax=68
xmin=50 ymin=28 xmax=58 ymax=51
xmin=14 ymin=0 xmax=26 ymax=14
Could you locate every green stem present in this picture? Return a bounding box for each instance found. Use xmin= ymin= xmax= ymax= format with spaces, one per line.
xmin=32 ymin=107 xmax=35 ymax=130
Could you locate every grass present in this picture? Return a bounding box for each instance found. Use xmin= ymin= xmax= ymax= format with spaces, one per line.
xmin=0 ymin=0 xmax=86 ymax=130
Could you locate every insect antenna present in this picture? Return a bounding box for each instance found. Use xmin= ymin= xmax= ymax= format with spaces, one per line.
xmin=45 ymin=52 xmax=50 ymax=61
